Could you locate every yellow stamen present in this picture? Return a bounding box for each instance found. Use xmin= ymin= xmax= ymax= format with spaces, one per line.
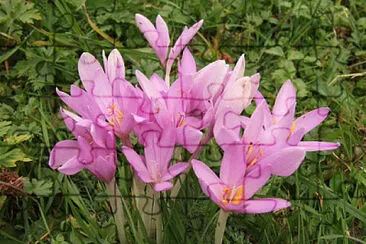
xmin=246 ymin=144 xmax=253 ymax=159
xmin=221 ymin=185 xmax=244 ymax=205
xmin=259 ymin=149 xmax=263 ymax=157
xmin=273 ymin=118 xmax=277 ymax=124
xmin=248 ymin=158 xmax=258 ymax=167
xmin=290 ymin=121 xmax=296 ymax=134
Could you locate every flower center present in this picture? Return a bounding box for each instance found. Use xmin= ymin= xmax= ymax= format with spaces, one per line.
xmin=107 ymin=103 xmax=124 ymax=127
xmin=246 ymin=143 xmax=263 ymax=168
xmin=222 ymin=185 xmax=244 ymax=205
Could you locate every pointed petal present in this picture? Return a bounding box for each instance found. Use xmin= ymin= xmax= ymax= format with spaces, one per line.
xmin=259 ymin=147 xmax=306 ymax=176
xmin=241 ymin=198 xmax=291 ymax=214
xmin=135 ymin=14 xmax=169 ymax=66
xmin=155 ymin=15 xmax=170 ymax=65
xmin=294 ymin=107 xmax=330 ymax=135
xmin=87 ymin=154 xmax=116 ymax=182
xmin=154 ymin=181 xmax=173 ymax=192
xmin=57 ymin=156 xmax=85 ymax=175
xmin=273 ymin=80 xmax=296 ymax=118
xmin=220 ymin=145 xmax=246 ymax=186
xmin=253 ymin=91 xmax=272 ymax=129
xmin=191 ymin=159 xmax=224 ymax=201
xmin=224 ymin=54 xmax=246 ymax=88
xmin=122 ymin=146 xmax=153 ymax=183
xmin=176 ymin=126 xmax=202 ymax=153
xmin=297 ymin=141 xmax=340 ymax=152
xmin=243 ymin=101 xmax=265 ymax=144
xmin=244 ymin=165 xmax=271 ymax=199
xmin=106 ymin=49 xmax=125 ymax=82
xmin=161 ymin=162 xmax=189 ymax=181
xmin=49 ymin=140 xmax=79 ymax=169
xmin=78 ymin=52 xmax=111 ymax=95
xmin=166 ymin=19 xmax=203 ymax=71
xmin=179 ymin=48 xmax=196 ymax=74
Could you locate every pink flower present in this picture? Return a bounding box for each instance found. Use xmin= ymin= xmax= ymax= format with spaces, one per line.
xmin=135 ymin=14 xmax=203 ymax=84
xmin=122 ymin=128 xmax=189 ymax=191
xmin=49 ymin=109 xmax=116 ymax=182
xmin=191 ymin=138 xmax=290 ymax=213
xmin=59 ymin=49 xmax=146 ymax=143
xmin=135 ymin=14 xmax=170 ymax=66
xmin=216 ymin=80 xmax=340 ymax=177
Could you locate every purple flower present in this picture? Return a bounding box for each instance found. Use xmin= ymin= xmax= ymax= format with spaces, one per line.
xmin=49 ymin=109 xmax=116 ymax=182
xmin=191 ymin=137 xmax=290 ymax=213
xmin=122 ymin=128 xmax=189 ymax=191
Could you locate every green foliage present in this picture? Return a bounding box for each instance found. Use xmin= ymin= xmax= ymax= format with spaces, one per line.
xmin=0 ymin=0 xmax=365 ymax=243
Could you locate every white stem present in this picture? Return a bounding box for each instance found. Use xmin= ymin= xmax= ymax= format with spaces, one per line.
xmin=215 ymin=209 xmax=230 ymax=244
xmin=105 ymin=178 xmax=127 ymax=244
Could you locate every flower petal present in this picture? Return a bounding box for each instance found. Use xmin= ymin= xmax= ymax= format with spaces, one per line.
xmin=135 ymin=14 xmax=170 ymax=66
xmin=105 ymin=49 xmax=125 ymax=82
xmin=272 ymin=80 xmax=296 ymax=119
xmin=240 ymin=198 xmax=291 ymax=214
xmin=176 ymin=125 xmax=202 ymax=153
xmin=154 ymin=181 xmax=173 ymax=192
xmin=294 ymin=107 xmax=330 ymax=135
xmin=161 ymin=162 xmax=189 ymax=181
xmin=259 ymin=147 xmax=306 ymax=176
xmin=122 ymin=146 xmax=153 ymax=183
xmin=87 ymin=154 xmax=116 ymax=182
xmin=297 ymin=141 xmax=340 ymax=152
xmin=191 ymin=159 xmax=224 ymax=201
xmin=49 ymin=140 xmax=79 ymax=169
xmin=244 ymin=164 xmax=271 ymax=199
xmin=166 ymin=19 xmax=203 ymax=74
xmin=220 ymin=145 xmax=246 ymax=187
xmin=57 ymin=156 xmax=85 ymax=175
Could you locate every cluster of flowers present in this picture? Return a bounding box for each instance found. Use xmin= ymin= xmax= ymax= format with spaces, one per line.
xmin=49 ymin=14 xmax=340 ymax=214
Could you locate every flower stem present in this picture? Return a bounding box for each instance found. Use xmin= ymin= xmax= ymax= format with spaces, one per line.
xmin=105 ymin=178 xmax=127 ymax=244
xmin=215 ymin=209 xmax=230 ymax=244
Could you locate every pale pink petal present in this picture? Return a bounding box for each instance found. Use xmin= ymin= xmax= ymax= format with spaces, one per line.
xmin=244 ymin=165 xmax=271 ymax=199
xmin=78 ymin=52 xmax=111 ymax=96
xmin=122 ymin=146 xmax=153 ymax=183
xmin=105 ymin=49 xmax=125 ymax=82
xmin=220 ymin=145 xmax=246 ymax=186
xmin=253 ymin=91 xmax=272 ymax=129
xmin=176 ymin=126 xmax=202 ymax=153
xmin=272 ymin=80 xmax=296 ymax=118
xmin=166 ymin=19 xmax=203 ymax=73
xmin=154 ymin=181 xmax=173 ymax=192
xmin=294 ymin=107 xmax=330 ymax=135
xmin=224 ymin=54 xmax=245 ymax=89
xmin=87 ymin=154 xmax=116 ymax=183
xmin=297 ymin=141 xmax=340 ymax=152
xmin=179 ymin=48 xmax=196 ymax=74
xmin=241 ymin=198 xmax=291 ymax=214
xmin=135 ymin=14 xmax=169 ymax=66
xmin=259 ymin=147 xmax=306 ymax=176
xmin=57 ymin=156 xmax=85 ymax=175
xmin=218 ymin=75 xmax=255 ymax=115
xmin=243 ymin=101 xmax=266 ymax=144
xmin=76 ymin=136 xmax=93 ymax=164
xmin=49 ymin=140 xmax=79 ymax=169
xmin=191 ymin=159 xmax=224 ymax=200
xmin=161 ymin=162 xmax=189 ymax=181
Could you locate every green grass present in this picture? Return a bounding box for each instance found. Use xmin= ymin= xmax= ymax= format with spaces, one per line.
xmin=0 ymin=0 xmax=365 ymax=243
